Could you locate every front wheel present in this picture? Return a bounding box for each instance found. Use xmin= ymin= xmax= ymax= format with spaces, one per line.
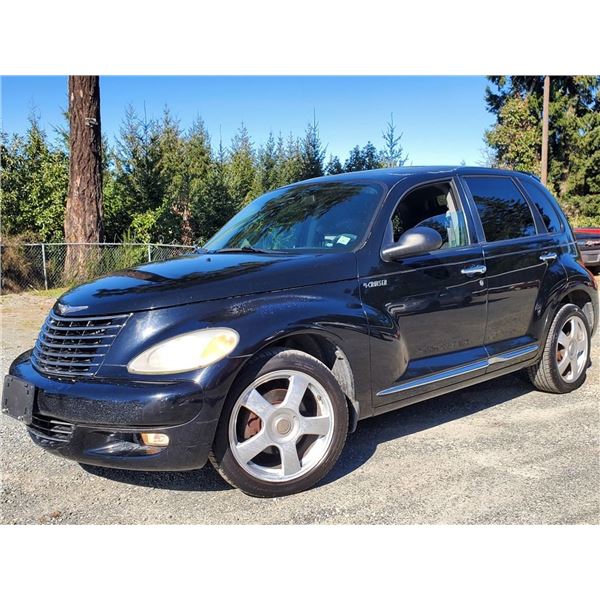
xmin=528 ymin=303 xmax=591 ymax=393
xmin=210 ymin=348 xmax=349 ymax=497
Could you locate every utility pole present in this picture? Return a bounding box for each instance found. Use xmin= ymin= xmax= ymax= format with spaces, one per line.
xmin=541 ymin=75 xmax=550 ymax=185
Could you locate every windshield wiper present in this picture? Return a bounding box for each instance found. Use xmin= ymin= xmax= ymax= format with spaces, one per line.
xmin=213 ymin=246 xmax=276 ymax=254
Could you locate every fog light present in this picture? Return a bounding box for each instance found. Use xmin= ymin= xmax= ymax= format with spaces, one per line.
xmin=140 ymin=432 xmax=170 ymax=447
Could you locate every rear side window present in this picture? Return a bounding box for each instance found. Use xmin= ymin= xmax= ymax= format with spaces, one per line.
xmin=519 ymin=179 xmax=564 ymax=233
xmin=465 ymin=176 xmax=536 ymax=242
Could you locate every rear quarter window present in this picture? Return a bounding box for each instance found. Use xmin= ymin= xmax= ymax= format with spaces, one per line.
xmin=464 ymin=176 xmax=537 ymax=242
xmin=519 ymin=178 xmax=564 ymax=234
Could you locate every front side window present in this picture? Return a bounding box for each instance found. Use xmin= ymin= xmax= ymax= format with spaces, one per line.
xmin=388 ymin=182 xmax=469 ymax=249
xmin=204 ymin=182 xmax=383 ymax=253
xmin=465 ymin=176 xmax=536 ymax=242
xmin=519 ymin=178 xmax=563 ymax=234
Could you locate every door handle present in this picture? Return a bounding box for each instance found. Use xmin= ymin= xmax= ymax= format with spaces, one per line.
xmin=461 ymin=264 xmax=487 ymax=277
xmin=540 ymin=252 xmax=557 ymax=262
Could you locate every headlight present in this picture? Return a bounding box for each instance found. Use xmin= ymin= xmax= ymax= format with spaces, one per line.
xmin=127 ymin=328 xmax=239 ymax=374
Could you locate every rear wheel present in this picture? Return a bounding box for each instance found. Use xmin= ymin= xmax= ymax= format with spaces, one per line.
xmin=210 ymin=348 xmax=348 ymax=497
xmin=528 ymin=303 xmax=591 ymax=393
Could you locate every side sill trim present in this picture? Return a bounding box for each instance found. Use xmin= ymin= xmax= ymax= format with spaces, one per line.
xmin=376 ymin=360 xmax=488 ymax=397
xmin=487 ymin=343 xmax=539 ymax=365
xmin=376 ymin=343 xmax=539 ymax=397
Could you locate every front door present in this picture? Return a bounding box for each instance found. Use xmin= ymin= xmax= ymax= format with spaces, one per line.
xmin=360 ymin=179 xmax=488 ymax=408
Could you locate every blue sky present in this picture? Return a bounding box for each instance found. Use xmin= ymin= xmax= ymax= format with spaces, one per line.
xmin=1 ymin=76 xmax=494 ymax=165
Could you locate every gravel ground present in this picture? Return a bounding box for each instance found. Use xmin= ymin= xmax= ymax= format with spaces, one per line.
xmin=1 ymin=290 xmax=599 ymax=524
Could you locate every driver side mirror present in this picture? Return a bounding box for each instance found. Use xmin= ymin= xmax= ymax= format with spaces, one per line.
xmin=381 ymin=226 xmax=443 ymax=261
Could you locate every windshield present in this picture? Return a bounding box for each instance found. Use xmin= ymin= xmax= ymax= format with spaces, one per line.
xmin=204 ymin=182 xmax=384 ymax=253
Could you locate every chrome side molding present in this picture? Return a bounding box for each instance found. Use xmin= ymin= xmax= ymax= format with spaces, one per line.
xmin=377 ymin=360 xmax=488 ymax=396
xmin=377 ymin=343 xmax=539 ymax=397
xmin=487 ymin=343 xmax=539 ymax=364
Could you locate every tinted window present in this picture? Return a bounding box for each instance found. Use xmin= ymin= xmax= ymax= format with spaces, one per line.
xmin=465 ymin=177 xmax=536 ymax=242
xmin=389 ymin=182 xmax=469 ymax=249
xmin=204 ymin=182 xmax=383 ymax=253
xmin=520 ymin=179 xmax=563 ymax=233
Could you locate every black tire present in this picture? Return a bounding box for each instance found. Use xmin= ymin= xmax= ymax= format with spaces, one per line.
xmin=528 ymin=303 xmax=591 ymax=393
xmin=209 ymin=347 xmax=349 ymax=497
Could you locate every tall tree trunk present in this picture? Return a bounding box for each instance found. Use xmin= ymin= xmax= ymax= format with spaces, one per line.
xmin=64 ymin=76 xmax=103 ymax=280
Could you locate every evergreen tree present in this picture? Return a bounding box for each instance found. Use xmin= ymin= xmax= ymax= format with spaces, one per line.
xmin=484 ymin=95 xmax=540 ymax=172
xmin=381 ymin=114 xmax=408 ymax=167
xmin=563 ymin=96 xmax=600 ymax=225
xmin=484 ymin=76 xmax=600 ymax=225
xmin=200 ymin=135 xmax=236 ymax=244
xmin=344 ymin=145 xmax=364 ymax=172
xmin=273 ymin=132 xmax=287 ymax=186
xmin=226 ymin=122 xmax=256 ymax=207
xmin=298 ymin=116 xmax=325 ymax=180
xmin=3 ymin=101 xmax=421 ymax=245
xmin=101 ymin=147 xmax=121 ymax=241
xmin=362 ymin=141 xmax=383 ymax=170
xmin=184 ymin=117 xmax=215 ymax=240
xmin=1 ymin=116 xmax=68 ymax=242
xmin=253 ymin=131 xmax=279 ymax=195
xmin=111 ymin=106 xmax=165 ymax=241
xmin=155 ymin=109 xmax=192 ymax=243
xmin=344 ymin=142 xmax=384 ymax=172
xmin=325 ymin=155 xmax=343 ymax=175
xmin=276 ymin=132 xmax=303 ymax=186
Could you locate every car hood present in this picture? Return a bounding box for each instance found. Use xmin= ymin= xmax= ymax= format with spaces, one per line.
xmin=55 ymin=252 xmax=358 ymax=317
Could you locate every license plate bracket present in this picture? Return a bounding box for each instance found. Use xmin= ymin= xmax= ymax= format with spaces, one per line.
xmin=2 ymin=376 xmax=36 ymax=425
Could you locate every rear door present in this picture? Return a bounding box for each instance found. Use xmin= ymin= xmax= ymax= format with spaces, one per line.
xmin=460 ymin=175 xmax=560 ymax=370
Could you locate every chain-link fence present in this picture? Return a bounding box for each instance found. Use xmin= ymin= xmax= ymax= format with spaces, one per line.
xmin=0 ymin=242 xmax=195 ymax=294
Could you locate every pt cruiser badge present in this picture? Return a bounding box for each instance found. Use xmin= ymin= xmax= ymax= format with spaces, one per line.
xmin=363 ymin=279 xmax=388 ymax=288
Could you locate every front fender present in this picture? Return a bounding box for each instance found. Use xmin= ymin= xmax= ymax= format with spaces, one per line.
xmin=98 ymin=280 xmax=372 ymax=424
xmin=218 ymin=281 xmax=373 ymax=421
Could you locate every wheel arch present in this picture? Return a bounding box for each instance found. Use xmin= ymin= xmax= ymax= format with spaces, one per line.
xmin=251 ymin=330 xmax=360 ymax=432
xmin=557 ymin=285 xmax=597 ymax=335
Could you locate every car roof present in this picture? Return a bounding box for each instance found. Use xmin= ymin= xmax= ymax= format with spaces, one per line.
xmin=290 ymin=165 xmax=539 ymax=187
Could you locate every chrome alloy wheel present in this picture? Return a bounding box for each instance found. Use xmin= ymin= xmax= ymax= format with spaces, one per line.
xmin=228 ymin=370 xmax=335 ymax=482
xmin=556 ymin=315 xmax=589 ymax=382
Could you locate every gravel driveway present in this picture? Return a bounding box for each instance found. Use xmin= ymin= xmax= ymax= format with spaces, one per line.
xmin=1 ymin=290 xmax=598 ymax=524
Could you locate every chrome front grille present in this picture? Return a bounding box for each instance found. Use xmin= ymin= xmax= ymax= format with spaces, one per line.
xmin=32 ymin=311 xmax=130 ymax=377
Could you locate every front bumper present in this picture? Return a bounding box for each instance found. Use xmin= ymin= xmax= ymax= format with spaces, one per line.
xmin=5 ymin=351 xmax=222 ymax=471
xmin=26 ymin=412 xmax=217 ymax=471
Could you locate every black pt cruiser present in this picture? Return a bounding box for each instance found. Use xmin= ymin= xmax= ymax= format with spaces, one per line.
xmin=3 ymin=166 xmax=598 ymax=496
